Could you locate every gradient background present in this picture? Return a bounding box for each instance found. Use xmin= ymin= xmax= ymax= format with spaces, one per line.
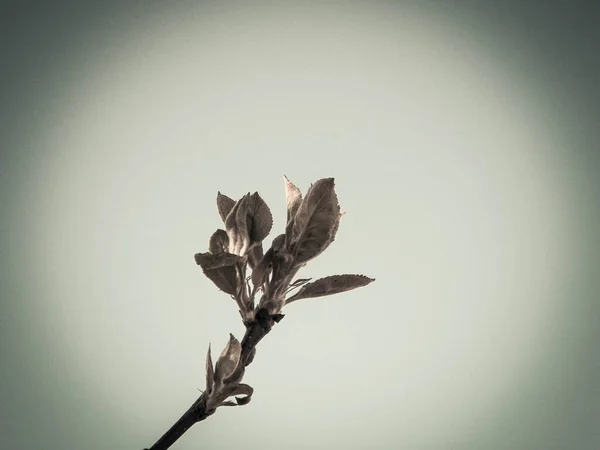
xmin=1 ymin=2 xmax=599 ymax=449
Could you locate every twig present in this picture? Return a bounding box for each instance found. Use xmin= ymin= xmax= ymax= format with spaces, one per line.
xmin=142 ymin=177 xmax=374 ymax=449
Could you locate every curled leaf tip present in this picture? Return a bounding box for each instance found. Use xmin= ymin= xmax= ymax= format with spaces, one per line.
xmin=236 ymin=396 xmax=251 ymax=406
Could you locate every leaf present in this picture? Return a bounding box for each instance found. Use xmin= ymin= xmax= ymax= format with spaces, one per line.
xmin=289 ymin=178 xmax=340 ymax=264
xmin=219 ymin=401 xmax=237 ymax=407
xmin=285 ymin=274 xmax=375 ymax=304
xmin=285 ymin=277 xmax=312 ymax=294
xmin=251 ymin=247 xmax=273 ymax=291
xmin=194 ymin=252 xmax=242 ymax=295
xmin=323 ymin=211 xmax=343 ymax=250
xmin=217 ymin=192 xmax=236 ymax=223
xmin=226 ymin=194 xmax=251 ymax=255
xmin=229 ymin=383 xmax=253 ymax=400
xmin=235 ymin=396 xmax=251 ymax=406
xmin=271 ymin=250 xmax=294 ymax=285
xmin=289 ymin=278 xmax=312 ymax=288
xmin=195 ymin=252 xmax=241 ymax=270
xmin=231 ymin=383 xmax=253 ymax=405
xmin=205 ymin=344 xmax=214 ymax=396
xmin=247 ymin=242 xmax=263 ymax=270
xmin=219 ymin=383 xmax=254 ymax=406
xmin=283 ymin=175 xmax=302 ymax=224
xmin=214 ymin=334 xmax=242 ymax=385
xmin=209 ymin=229 xmax=229 ymax=254
xmin=246 ymin=192 xmax=273 ymax=244
xmin=202 ymin=265 xmax=239 ymax=296
xmin=271 ymin=233 xmax=286 ymax=252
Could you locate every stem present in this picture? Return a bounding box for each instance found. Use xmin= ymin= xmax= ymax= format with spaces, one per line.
xmin=143 ymin=312 xmax=274 ymax=450
xmin=143 ymin=395 xmax=212 ymax=450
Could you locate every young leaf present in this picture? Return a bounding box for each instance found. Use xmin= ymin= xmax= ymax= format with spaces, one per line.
xmin=246 ymin=192 xmax=273 ymax=244
xmin=235 ymin=396 xmax=251 ymax=406
xmin=219 ymin=401 xmax=237 ymax=407
xmin=218 ymin=383 xmax=254 ymax=407
xmin=283 ymin=175 xmax=302 ymax=224
xmin=225 ymin=383 xmax=253 ymax=399
xmin=289 ymin=278 xmax=312 ymax=288
xmin=289 ymin=178 xmax=340 ymax=264
xmin=322 ymin=210 xmax=343 ymax=250
xmin=271 ymin=233 xmax=286 ymax=252
xmin=214 ymin=334 xmax=242 ymax=385
xmin=201 ymin=265 xmax=239 ymax=296
xmin=285 ymin=278 xmax=312 ymax=294
xmin=229 ymin=383 xmax=253 ymax=405
xmin=285 ymin=274 xmax=375 ymax=304
xmin=194 ymin=252 xmax=243 ymax=296
xmin=209 ymin=229 xmax=229 ymax=254
xmin=205 ymin=344 xmax=214 ymax=396
xmin=271 ymin=251 xmax=294 ymax=287
xmin=251 ymin=247 xmax=274 ymax=291
xmin=247 ymin=242 xmax=264 ymax=269
xmin=217 ymin=192 xmax=236 ymax=223
xmin=194 ymin=252 xmax=242 ymax=270
xmin=225 ymin=194 xmax=251 ymax=255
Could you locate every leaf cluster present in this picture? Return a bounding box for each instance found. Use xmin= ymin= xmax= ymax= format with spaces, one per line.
xmin=194 ymin=177 xmax=374 ymax=412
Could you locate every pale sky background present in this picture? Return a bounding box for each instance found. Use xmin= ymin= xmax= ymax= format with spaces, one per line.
xmin=1 ymin=2 xmax=599 ymax=449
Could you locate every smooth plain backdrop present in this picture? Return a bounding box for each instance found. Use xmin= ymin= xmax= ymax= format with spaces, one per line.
xmin=1 ymin=2 xmax=599 ymax=449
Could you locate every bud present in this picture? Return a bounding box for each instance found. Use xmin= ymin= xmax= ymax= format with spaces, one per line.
xmin=204 ymin=334 xmax=253 ymax=410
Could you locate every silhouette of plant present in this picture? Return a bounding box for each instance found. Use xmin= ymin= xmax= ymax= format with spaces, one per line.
xmin=143 ymin=177 xmax=374 ymax=449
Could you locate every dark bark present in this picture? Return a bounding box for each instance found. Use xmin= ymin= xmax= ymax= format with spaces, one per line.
xmin=143 ymin=395 xmax=213 ymax=450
